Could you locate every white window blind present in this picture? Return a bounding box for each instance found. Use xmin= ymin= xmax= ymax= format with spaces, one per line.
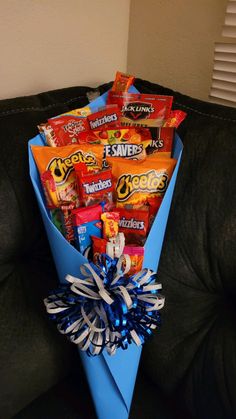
xmin=210 ymin=0 xmax=236 ymax=105
xmin=222 ymin=0 xmax=236 ymax=37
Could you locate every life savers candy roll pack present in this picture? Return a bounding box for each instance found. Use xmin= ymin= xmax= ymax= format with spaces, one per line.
xmin=107 ymin=91 xmax=173 ymax=127
xmin=78 ymin=127 xmax=147 ymax=160
xmin=78 ymin=126 xmax=174 ymax=159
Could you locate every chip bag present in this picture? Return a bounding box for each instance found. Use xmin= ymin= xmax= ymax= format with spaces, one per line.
xmin=107 ymin=157 xmax=177 ymax=208
xmin=31 ymin=144 xmax=103 ymax=208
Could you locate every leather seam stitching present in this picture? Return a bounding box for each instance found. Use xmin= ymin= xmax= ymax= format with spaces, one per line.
xmin=0 ymin=95 xmax=88 ymax=117
xmin=175 ymin=101 xmax=236 ymax=122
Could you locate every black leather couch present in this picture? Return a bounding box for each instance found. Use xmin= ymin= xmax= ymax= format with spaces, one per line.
xmin=0 ymin=79 xmax=235 ymax=419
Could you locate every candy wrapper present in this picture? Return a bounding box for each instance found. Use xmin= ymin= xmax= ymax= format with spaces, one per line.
xmin=29 ymin=87 xmax=183 ymax=419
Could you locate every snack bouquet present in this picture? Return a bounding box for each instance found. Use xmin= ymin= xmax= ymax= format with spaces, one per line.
xmin=29 ymin=72 xmax=184 ymax=419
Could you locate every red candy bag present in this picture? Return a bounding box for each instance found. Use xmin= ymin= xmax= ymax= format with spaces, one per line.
xmin=60 ymin=202 xmax=76 ymax=244
xmin=163 ymin=110 xmax=187 ymax=128
xmin=75 ymin=166 xmax=113 ymax=207
xmin=40 ymin=170 xmax=60 ymax=209
xmin=48 ymin=115 xmax=89 ymax=146
xmin=116 ymin=207 xmax=149 ymax=245
xmin=101 ymin=212 xmax=119 ymax=240
xmin=87 ymin=105 xmax=121 ymax=131
xmin=91 ymin=236 xmax=108 ymax=264
xmin=111 ymin=71 xmax=135 ymax=92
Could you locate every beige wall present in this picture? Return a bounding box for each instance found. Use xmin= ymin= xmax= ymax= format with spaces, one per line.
xmin=0 ymin=0 xmax=130 ymax=99
xmin=0 ymin=0 xmax=228 ymax=102
xmin=127 ymin=0 xmax=228 ymax=101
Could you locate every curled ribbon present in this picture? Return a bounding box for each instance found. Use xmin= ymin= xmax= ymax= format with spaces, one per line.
xmin=44 ymin=254 xmax=165 ymax=356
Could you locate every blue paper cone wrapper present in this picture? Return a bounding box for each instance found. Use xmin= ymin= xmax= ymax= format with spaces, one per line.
xmin=28 ymin=88 xmax=183 ymax=419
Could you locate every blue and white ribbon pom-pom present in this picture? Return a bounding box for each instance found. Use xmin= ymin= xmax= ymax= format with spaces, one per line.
xmin=44 ymin=254 xmax=165 ymax=356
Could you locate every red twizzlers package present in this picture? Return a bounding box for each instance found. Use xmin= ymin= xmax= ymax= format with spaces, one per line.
xmin=107 ymin=92 xmax=173 ymax=127
xmin=116 ymin=207 xmax=149 ymax=245
xmin=87 ymin=105 xmax=121 ymax=131
xmin=75 ymin=166 xmax=113 ymax=207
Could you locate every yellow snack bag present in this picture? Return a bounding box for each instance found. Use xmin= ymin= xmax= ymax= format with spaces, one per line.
xmin=31 ymin=144 xmax=104 ymax=207
xmin=61 ymin=107 xmax=91 ymax=117
xmin=107 ymin=157 xmax=176 ymax=207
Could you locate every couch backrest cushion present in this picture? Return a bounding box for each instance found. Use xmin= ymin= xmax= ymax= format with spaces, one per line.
xmin=0 ymin=82 xmax=111 ymax=418
xmin=135 ymin=79 xmax=236 ymax=419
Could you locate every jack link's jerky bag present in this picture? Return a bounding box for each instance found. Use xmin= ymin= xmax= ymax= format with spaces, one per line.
xmin=139 ymin=127 xmax=175 ymax=158
xmin=107 ymin=91 xmax=173 ymax=127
